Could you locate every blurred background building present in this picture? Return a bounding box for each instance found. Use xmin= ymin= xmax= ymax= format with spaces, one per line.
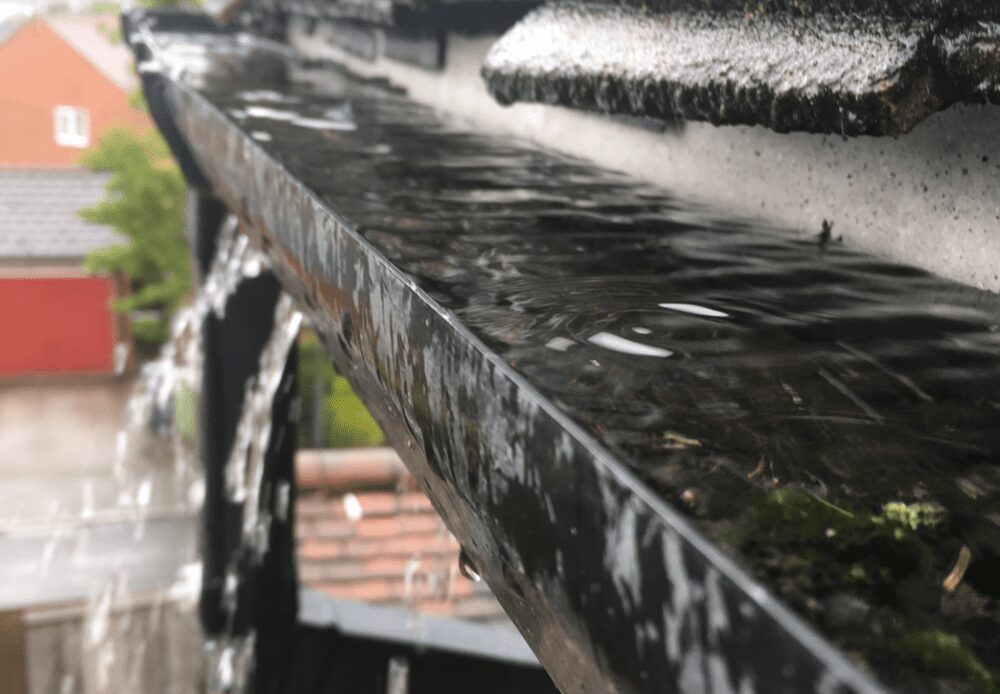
xmin=0 ymin=10 xmax=146 ymax=522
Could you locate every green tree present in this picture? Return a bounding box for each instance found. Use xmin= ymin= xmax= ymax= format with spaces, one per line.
xmin=79 ymin=128 xmax=191 ymax=351
xmin=297 ymin=332 xmax=385 ymax=448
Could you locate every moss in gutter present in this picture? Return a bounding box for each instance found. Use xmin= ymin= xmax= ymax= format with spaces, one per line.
xmin=743 ymin=488 xmax=930 ymax=590
xmin=734 ymin=489 xmax=1000 ymax=692
xmin=892 ymin=629 xmax=1000 ymax=694
xmin=883 ymin=501 xmax=947 ymax=531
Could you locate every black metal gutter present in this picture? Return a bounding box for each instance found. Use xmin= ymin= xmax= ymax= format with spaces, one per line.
xmin=124 ymin=15 xmax=893 ymax=694
xmin=128 ymin=11 xmax=1000 ymax=694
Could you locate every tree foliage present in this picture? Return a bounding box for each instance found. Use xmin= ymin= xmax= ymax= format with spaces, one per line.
xmin=79 ymin=128 xmax=191 ymax=349
xmin=297 ymin=332 xmax=385 ymax=449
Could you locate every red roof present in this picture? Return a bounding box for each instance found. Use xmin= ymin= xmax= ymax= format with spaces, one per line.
xmin=295 ymin=448 xmax=509 ymax=623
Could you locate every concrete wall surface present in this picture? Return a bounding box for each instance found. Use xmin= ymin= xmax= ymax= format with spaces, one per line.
xmin=292 ymin=25 xmax=1000 ymax=294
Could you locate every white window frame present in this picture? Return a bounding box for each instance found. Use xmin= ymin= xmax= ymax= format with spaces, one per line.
xmin=53 ymin=105 xmax=91 ymax=148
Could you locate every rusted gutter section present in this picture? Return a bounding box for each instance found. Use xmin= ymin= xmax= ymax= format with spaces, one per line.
xmin=482 ymin=1 xmax=1000 ymax=135
xmin=125 ymin=13 xmax=888 ymax=694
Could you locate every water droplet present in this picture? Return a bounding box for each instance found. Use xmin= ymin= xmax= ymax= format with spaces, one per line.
xmin=545 ymin=336 xmax=575 ymax=351
xmin=114 ymin=430 xmax=128 ymax=483
xmin=81 ymin=479 xmax=95 ymax=520
xmin=386 ymin=656 xmax=410 ymax=694
xmin=239 ymin=89 xmax=301 ymax=104
xmin=113 ymin=341 xmax=130 ymax=375
xmin=587 ymin=331 xmax=673 ymax=358
xmin=274 ymin=481 xmax=290 ymax=522
xmin=96 ymin=642 xmax=115 ymax=691
xmin=658 ymin=302 xmax=729 ymax=318
xmin=188 ymin=478 xmax=206 ymax=508
xmin=223 ymin=571 xmax=239 ymax=615
xmin=168 ymin=562 xmax=203 ymax=608
xmin=459 ymin=548 xmax=482 ymax=582
xmin=215 ymin=645 xmax=235 ymax=692
xmin=87 ymin=585 xmax=113 ymax=646
xmin=403 ymin=558 xmax=422 ymax=601
xmin=343 ymin=493 xmax=363 ymax=522
xmin=136 ymin=476 xmax=152 ymax=508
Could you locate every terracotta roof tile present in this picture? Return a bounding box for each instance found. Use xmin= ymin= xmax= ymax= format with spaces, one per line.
xmin=297 ymin=491 xmax=437 ymax=522
xmin=353 ymin=514 xmax=442 ymax=539
xmin=295 ymin=448 xmax=509 ymax=624
xmin=299 ymin=539 xmax=343 ymax=562
xmin=341 ymin=533 xmax=459 ymax=559
xmin=316 ymin=578 xmax=399 ymax=603
xmin=351 ymin=491 xmax=405 ymax=516
xmin=297 ymin=448 xmax=411 ymax=491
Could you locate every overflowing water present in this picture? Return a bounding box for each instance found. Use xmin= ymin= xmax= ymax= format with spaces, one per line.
xmin=110 ymin=215 xmax=268 ymax=519
xmin=204 ymin=290 xmax=303 ymax=694
xmin=83 ymin=216 xmax=272 ymax=694
xmin=0 ymin=215 xmax=285 ymax=694
xmin=225 ymin=294 xmax=303 ymax=562
xmin=38 ymin=213 xmax=497 ymax=692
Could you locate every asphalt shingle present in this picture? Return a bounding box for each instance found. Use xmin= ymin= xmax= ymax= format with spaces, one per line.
xmin=0 ymin=169 xmax=121 ymax=261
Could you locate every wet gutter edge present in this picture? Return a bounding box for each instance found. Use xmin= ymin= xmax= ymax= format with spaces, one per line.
xmin=130 ymin=17 xmax=892 ymax=694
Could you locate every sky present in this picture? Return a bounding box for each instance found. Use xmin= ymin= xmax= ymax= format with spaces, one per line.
xmin=0 ymin=1 xmax=33 ymax=23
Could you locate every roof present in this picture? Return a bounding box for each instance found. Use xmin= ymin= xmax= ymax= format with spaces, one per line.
xmin=296 ymin=448 xmax=510 ymax=623
xmin=0 ymin=169 xmax=121 ymax=261
xmin=0 ymin=13 xmax=136 ymax=92
xmin=0 ymin=15 xmax=28 ymax=46
xmin=45 ymin=14 xmax=137 ymax=92
xmin=299 ymin=589 xmax=538 ymax=665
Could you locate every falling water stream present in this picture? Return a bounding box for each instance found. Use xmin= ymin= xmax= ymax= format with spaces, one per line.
xmin=207 ymin=292 xmax=303 ymax=694
xmin=0 ymin=216 xmax=283 ymax=694
xmin=2 ymin=194 xmax=504 ymax=693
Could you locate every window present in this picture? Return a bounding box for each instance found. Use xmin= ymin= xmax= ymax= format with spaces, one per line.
xmin=53 ymin=106 xmax=91 ymax=148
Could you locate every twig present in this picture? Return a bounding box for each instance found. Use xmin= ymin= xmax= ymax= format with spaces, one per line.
xmin=943 ymin=545 xmax=972 ymax=593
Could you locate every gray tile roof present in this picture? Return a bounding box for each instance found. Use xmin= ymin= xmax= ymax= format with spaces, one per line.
xmin=0 ymin=169 xmax=123 ymax=261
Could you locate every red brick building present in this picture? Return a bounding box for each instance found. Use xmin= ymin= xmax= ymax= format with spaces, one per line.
xmin=0 ymin=14 xmax=150 ymax=377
